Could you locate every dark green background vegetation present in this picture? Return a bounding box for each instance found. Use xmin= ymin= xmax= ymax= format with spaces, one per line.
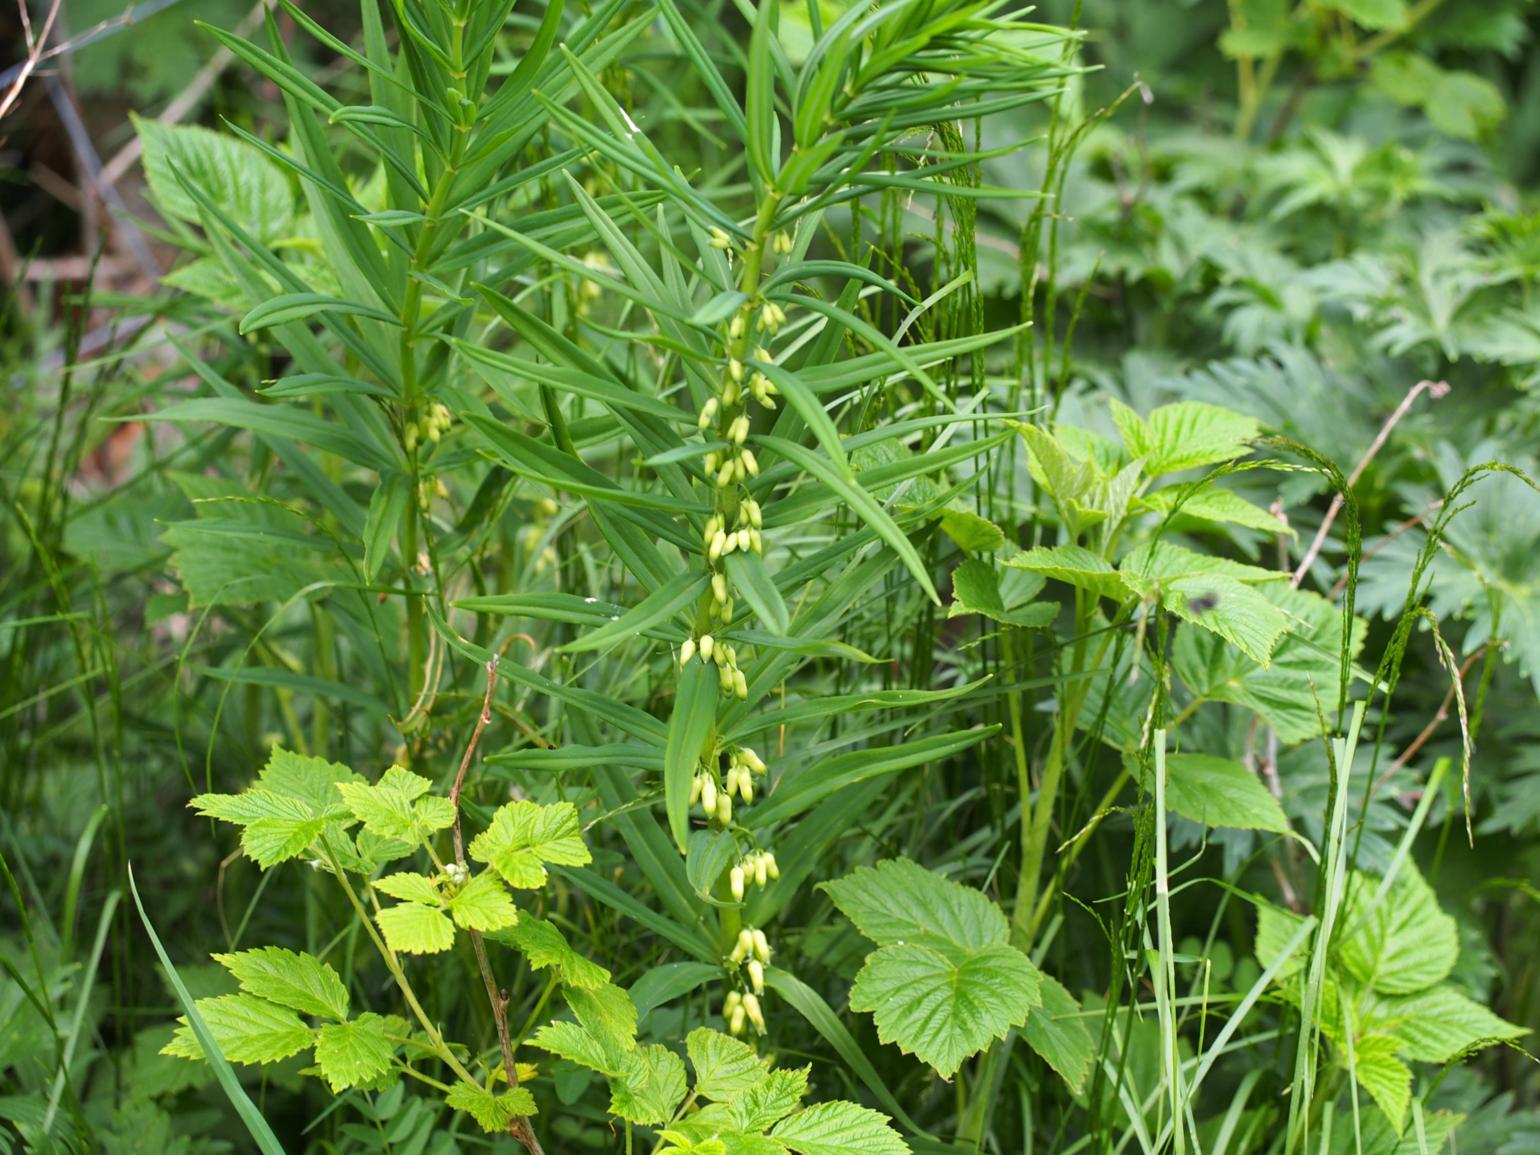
xmin=3 ymin=0 xmax=1538 ymax=1152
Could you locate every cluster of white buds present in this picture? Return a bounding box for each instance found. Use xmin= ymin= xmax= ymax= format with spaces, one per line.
xmin=722 ymin=989 xmax=765 ymax=1035
xmin=728 ymin=849 xmax=779 ymax=901
xmin=724 ymin=746 xmax=767 ymax=803
xmin=703 ymin=508 xmax=763 ymax=562
xmin=726 ymin=926 xmax=774 ymax=1014
xmin=678 ymin=630 xmax=749 ymax=699
xmin=689 ymin=769 xmax=734 ymax=826
xmin=708 ymin=227 xmax=734 ymax=251
xmin=441 ymin=862 xmax=469 ymax=886
xmin=403 ymin=403 xmax=452 ymax=453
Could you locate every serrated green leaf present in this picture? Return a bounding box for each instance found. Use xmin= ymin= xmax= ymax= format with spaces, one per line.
xmin=447 ymin=872 xmax=520 ymax=932
xmin=134 ymin=116 xmax=292 ymax=241
xmin=446 ymin=1081 xmax=537 ymax=1132
xmin=337 ymin=767 xmax=454 ymax=845
xmin=687 ymin=1027 xmax=769 ymax=1101
xmin=568 ymin=981 xmax=640 ymax=1057
xmin=163 ymin=994 xmax=313 ymax=1065
xmin=501 ymin=916 xmax=609 ymax=989
xmin=469 ymin=800 xmax=591 ymax=888
xmin=1338 ymin=867 xmax=1459 ymax=995
xmin=939 ymin=507 xmax=1006 ymax=553
xmin=1161 ymin=753 xmax=1290 ymax=832
xmin=1111 ymin=399 xmax=1259 ymax=476
xmin=1323 ymin=0 xmax=1408 ymax=31
xmin=1363 ymin=984 xmax=1528 ymax=1062
xmin=849 ymin=942 xmax=1040 ymax=1078
xmin=1142 ymin=485 xmax=1293 ymax=536
xmin=1021 ymin=973 xmax=1095 ymax=1094
xmin=313 ymin=1013 xmax=395 ymax=1091
xmin=531 ymin=1020 xmax=628 ymax=1077
xmin=611 ymin=1043 xmax=688 ymax=1125
xmin=241 ymin=810 xmax=328 ymax=869
xmin=769 ymin=1101 xmax=911 ymax=1155
xmin=823 ymin=858 xmax=1007 ymax=952
xmin=949 ymin=559 xmax=1057 ymax=628
xmin=373 ymin=872 xmax=442 ymax=905
xmin=1006 ymin=545 xmax=1130 ymax=602
xmin=212 ymin=947 xmax=349 ymax=1020
xmin=376 ymin=901 xmax=456 ymax=955
xmin=1351 ymin=1035 xmax=1412 ymax=1133
xmin=731 ymin=1066 xmax=809 ymax=1132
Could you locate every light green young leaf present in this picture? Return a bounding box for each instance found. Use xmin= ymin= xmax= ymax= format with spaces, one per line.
xmin=469 ymin=800 xmax=591 ymax=888
xmin=373 ymin=872 xmax=441 ymax=905
xmin=949 ymin=559 xmax=1057 ymax=628
xmin=730 ymin=1066 xmax=809 ymax=1133
xmin=1017 ymin=423 xmax=1096 ymax=508
xmin=611 ymin=1043 xmax=689 ymax=1125
xmin=1351 ymin=1035 xmax=1412 ymax=1134
xmin=239 ymin=808 xmax=329 ymax=869
xmin=134 ymin=116 xmax=292 ymax=241
xmin=163 ymin=994 xmax=313 ymax=1065
xmin=568 ymin=981 xmax=640 ymax=1057
xmin=1363 ymin=985 xmax=1528 ymax=1062
xmin=769 ymin=1100 xmax=911 ymax=1155
xmin=447 ymin=872 xmax=520 ymax=932
xmin=1337 ymin=867 xmax=1459 ymax=995
xmin=1255 ymin=900 xmax=1311 ymax=982
xmin=500 ymin=916 xmax=610 ymax=989
xmin=1006 ymin=545 xmax=1129 ymax=602
xmin=211 ymin=947 xmax=349 ymax=1020
xmin=1111 ymin=399 xmax=1260 ymax=476
xmin=337 ymin=766 xmax=455 ymax=845
xmin=446 ymin=1082 xmax=538 ymax=1132
xmin=376 ymin=901 xmax=456 ymax=955
xmin=687 ymin=1027 xmax=770 ymax=1101
xmin=1141 ymin=485 xmax=1293 ymax=537
xmin=313 ymin=1013 xmax=395 ymax=1091
xmin=531 ymin=1020 xmax=627 ymax=1078
xmin=1323 ymin=0 xmax=1408 ymax=31
xmin=939 ymin=507 xmax=1006 ymax=554
xmin=1162 ymin=753 xmax=1290 ymax=833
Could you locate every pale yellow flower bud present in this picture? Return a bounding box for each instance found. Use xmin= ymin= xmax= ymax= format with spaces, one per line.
xmin=680 ymin=637 xmax=696 ymax=666
xmin=747 ymin=958 xmax=765 ymax=994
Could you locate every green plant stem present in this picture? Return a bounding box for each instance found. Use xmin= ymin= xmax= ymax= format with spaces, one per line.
xmin=1013 ymin=593 xmax=1099 ymax=949
xmin=319 ymin=839 xmax=480 ymax=1089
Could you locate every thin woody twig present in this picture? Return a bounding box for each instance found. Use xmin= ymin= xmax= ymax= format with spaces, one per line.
xmin=448 ymin=654 xmax=545 ymax=1155
xmin=1291 ymin=379 xmax=1449 ymax=589
xmin=0 ymin=0 xmax=63 ymax=122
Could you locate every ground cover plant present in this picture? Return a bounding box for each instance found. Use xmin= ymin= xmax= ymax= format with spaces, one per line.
xmin=2 ymin=1 xmax=1539 ymax=1153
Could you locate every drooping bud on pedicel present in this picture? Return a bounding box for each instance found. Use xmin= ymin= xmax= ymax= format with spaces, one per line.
xmin=699 ymin=634 xmax=715 ymax=662
xmin=689 ymin=772 xmax=703 ymax=806
xmin=747 ymin=958 xmax=765 ymax=994
xmin=698 ymin=397 xmax=719 ymax=430
xmin=701 ymin=774 xmax=718 ymax=817
xmin=680 ymin=637 xmax=696 ymax=666
xmin=716 ymin=791 xmax=733 ymax=825
xmin=730 ymin=865 xmax=746 ymax=902
xmin=751 ymin=929 xmax=771 ymax=963
xmin=742 ymin=992 xmax=765 ymax=1032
